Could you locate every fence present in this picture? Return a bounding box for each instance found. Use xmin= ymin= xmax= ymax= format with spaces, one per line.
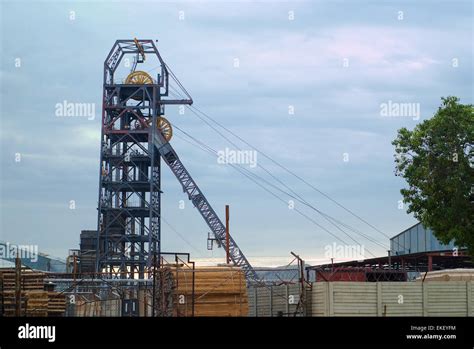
xmin=312 ymin=281 xmax=473 ymax=317
xmin=248 ymin=284 xmax=309 ymax=317
xmin=249 ymin=281 xmax=474 ymax=317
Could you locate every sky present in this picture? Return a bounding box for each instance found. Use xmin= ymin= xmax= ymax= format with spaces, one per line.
xmin=0 ymin=0 xmax=472 ymax=267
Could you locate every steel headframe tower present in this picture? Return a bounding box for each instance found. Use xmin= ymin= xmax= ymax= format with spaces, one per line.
xmin=96 ymin=39 xmax=192 ymax=279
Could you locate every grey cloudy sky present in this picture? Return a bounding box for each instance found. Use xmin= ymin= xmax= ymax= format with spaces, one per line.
xmin=0 ymin=0 xmax=472 ymax=266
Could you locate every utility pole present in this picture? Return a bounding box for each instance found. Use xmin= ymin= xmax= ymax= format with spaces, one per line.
xmin=15 ymin=256 xmax=21 ymax=317
xmin=73 ymin=254 xmax=77 ymax=284
xmin=291 ymin=252 xmax=308 ymax=316
xmin=225 ymin=205 xmax=230 ymax=264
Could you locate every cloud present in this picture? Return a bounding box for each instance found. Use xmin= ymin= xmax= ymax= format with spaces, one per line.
xmin=0 ymin=0 xmax=471 ymax=262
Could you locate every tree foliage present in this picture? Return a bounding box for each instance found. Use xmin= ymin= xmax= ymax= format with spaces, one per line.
xmin=392 ymin=96 xmax=474 ymax=255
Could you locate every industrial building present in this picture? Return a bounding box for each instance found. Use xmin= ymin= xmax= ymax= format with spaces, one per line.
xmin=390 ymin=222 xmax=457 ymax=256
xmin=307 ymin=222 xmax=472 ymax=283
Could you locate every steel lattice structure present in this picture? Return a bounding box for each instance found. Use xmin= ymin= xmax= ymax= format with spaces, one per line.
xmin=155 ymin=136 xmax=260 ymax=283
xmin=96 ymin=40 xmax=192 ymax=278
xmin=96 ymin=39 xmax=260 ymax=284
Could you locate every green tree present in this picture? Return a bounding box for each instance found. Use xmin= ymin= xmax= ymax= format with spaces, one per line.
xmin=392 ymin=96 xmax=474 ymax=255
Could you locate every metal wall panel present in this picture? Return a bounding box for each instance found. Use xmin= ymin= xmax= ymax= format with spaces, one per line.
xmin=417 ymin=225 xmax=426 ymax=252
xmin=256 ymin=288 xmax=271 ymax=317
xmin=426 ymin=227 xmax=432 ymax=252
xmin=247 ymin=289 xmax=256 ymax=317
xmin=411 ymin=225 xmax=418 ymax=253
xmin=405 ymin=230 xmax=410 ymax=254
xmin=430 ymin=228 xmax=440 ymax=251
xmin=393 ymin=235 xmax=400 ymax=254
xmin=391 ymin=223 xmax=458 ymax=255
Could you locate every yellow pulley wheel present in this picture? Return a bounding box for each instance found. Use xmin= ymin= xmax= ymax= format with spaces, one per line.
xmin=125 ymin=71 xmax=153 ymax=85
xmin=156 ymin=117 xmax=173 ymax=142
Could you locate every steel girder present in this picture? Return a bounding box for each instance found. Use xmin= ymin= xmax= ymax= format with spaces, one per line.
xmin=154 ymin=134 xmax=261 ymax=284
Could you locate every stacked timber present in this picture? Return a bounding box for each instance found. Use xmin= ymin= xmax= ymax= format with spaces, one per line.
xmin=0 ymin=268 xmax=66 ymax=316
xmin=1 ymin=270 xmax=44 ymax=290
xmin=47 ymin=292 xmax=67 ymax=316
xmin=173 ymin=266 xmax=248 ymax=317
xmin=2 ymin=290 xmax=49 ymax=316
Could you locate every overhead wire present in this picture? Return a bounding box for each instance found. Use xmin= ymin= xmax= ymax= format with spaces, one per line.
xmin=167 ymin=86 xmax=386 ymax=247
xmin=186 ymin=104 xmax=394 ymax=242
xmin=171 ymin=124 xmax=380 ymax=253
xmin=167 ymin=91 xmax=385 ymax=255
xmin=180 ymin=101 xmax=410 ymax=253
xmin=163 ymin=65 xmax=403 ymax=255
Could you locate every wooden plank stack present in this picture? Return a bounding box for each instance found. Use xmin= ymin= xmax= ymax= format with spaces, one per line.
xmin=1 ymin=290 xmax=49 ymax=317
xmin=47 ymin=292 xmax=67 ymax=316
xmin=173 ymin=266 xmax=248 ymax=317
xmin=0 ymin=268 xmax=66 ymax=317
xmin=1 ymin=270 xmax=45 ymax=290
